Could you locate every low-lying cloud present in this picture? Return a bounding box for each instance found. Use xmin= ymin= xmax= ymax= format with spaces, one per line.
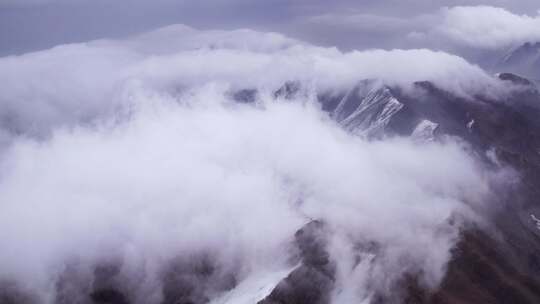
xmin=0 ymin=86 xmax=496 ymax=303
xmin=0 ymin=25 xmax=510 ymax=303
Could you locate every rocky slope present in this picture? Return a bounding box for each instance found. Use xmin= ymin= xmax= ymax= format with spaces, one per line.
xmin=256 ymin=74 xmax=540 ymax=304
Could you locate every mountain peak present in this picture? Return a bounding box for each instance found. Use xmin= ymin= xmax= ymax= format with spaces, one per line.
xmin=496 ymin=42 xmax=540 ymax=80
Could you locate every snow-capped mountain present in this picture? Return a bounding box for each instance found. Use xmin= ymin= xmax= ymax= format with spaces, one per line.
xmin=226 ymin=74 xmax=540 ymax=304
xmin=2 ymin=82 xmax=540 ymax=304
xmin=258 ymin=74 xmax=540 ymax=304
xmin=326 ymin=80 xmax=404 ymax=137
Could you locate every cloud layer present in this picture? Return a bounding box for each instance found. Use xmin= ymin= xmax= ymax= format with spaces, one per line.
xmin=0 ymin=25 xmax=509 ymax=303
xmin=2 ymin=1 xmax=540 ymax=57
xmin=434 ymin=6 xmax=540 ymax=49
xmin=303 ymin=5 xmax=540 ymax=54
xmin=0 ymin=25 xmax=505 ymax=140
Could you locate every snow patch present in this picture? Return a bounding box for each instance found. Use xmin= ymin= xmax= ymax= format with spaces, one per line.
xmin=211 ymin=266 xmax=298 ymax=304
xmin=531 ymin=214 xmax=540 ymax=230
xmin=412 ymin=120 xmax=439 ymax=142
xmin=467 ymin=119 xmax=475 ymax=132
xmin=335 ymin=84 xmax=404 ymax=136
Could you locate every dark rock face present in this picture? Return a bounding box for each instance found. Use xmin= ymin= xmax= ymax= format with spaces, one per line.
xmin=90 ymin=289 xmax=129 ymax=304
xmin=371 ymin=79 xmax=540 ymax=303
xmin=259 ymin=221 xmax=335 ymax=304
xmin=274 ymin=82 xmax=303 ymax=100
xmin=315 ymin=77 xmax=540 ymax=303
xmin=231 ymin=89 xmax=258 ymax=104
xmin=89 ymin=263 xmax=132 ymax=304
xmin=53 ymin=261 xmax=131 ymax=304
xmin=161 ymin=254 xmax=237 ymax=304
xmin=498 ymin=72 xmax=535 ymax=86
xmin=15 ymin=254 xmax=238 ymax=304
xmin=431 ymin=231 xmax=540 ymax=304
xmin=0 ymin=282 xmax=37 ymax=304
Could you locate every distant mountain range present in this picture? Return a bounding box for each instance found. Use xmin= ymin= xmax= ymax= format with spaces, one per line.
xmin=495 ymin=42 xmax=540 ymax=81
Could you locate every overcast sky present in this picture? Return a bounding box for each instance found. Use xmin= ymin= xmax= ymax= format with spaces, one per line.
xmin=1 ymin=0 xmax=540 ymax=56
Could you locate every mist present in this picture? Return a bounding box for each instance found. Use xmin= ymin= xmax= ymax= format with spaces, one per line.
xmin=0 ymin=25 xmax=513 ymax=303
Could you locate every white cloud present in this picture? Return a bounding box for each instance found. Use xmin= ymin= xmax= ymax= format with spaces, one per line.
xmin=0 ymin=25 xmax=511 ymax=303
xmin=433 ymin=6 xmax=540 ymax=49
xmin=0 ymin=86 xmax=496 ymax=302
xmin=0 ymin=25 xmax=504 ymax=139
xmin=301 ymin=6 xmax=540 ymax=51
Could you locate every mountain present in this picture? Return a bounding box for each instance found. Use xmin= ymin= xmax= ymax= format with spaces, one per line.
xmin=324 ymin=80 xmax=404 ymax=137
xmin=3 ymin=75 xmax=540 ymax=304
xmin=253 ymin=74 xmax=540 ymax=304
xmin=495 ymin=42 xmax=540 ymax=81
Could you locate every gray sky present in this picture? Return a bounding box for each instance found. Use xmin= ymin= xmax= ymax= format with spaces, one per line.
xmin=1 ymin=0 xmax=540 ymax=56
